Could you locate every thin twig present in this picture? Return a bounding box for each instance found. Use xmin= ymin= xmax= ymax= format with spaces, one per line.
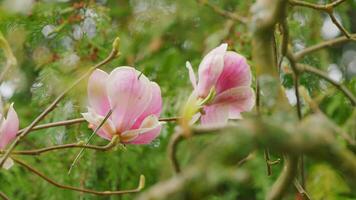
xmin=0 ymin=37 xmax=120 ymax=168
xmin=12 ymin=157 xmax=145 ymax=196
xmin=289 ymin=0 xmax=346 ymax=11
xmin=328 ymin=12 xmax=351 ymax=39
xmin=17 ymin=117 xmax=180 ymax=135
xmin=0 ymin=138 xmax=118 ymax=156
xmin=197 ymin=0 xmax=248 ymax=24
xmin=289 ymin=0 xmax=352 ymax=39
xmin=297 ymin=64 xmax=356 ymax=106
xmin=168 ymin=130 xmax=184 ymax=173
xmin=68 ymin=109 xmax=113 ymax=174
xmin=294 ymin=34 xmax=356 ymax=61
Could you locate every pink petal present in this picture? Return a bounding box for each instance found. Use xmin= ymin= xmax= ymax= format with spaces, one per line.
xmin=131 ymin=82 xmax=162 ymax=129
xmin=186 ymin=61 xmax=197 ymax=89
xmin=88 ymin=69 xmax=110 ymax=116
xmin=213 ymin=86 xmax=255 ymax=113
xmin=196 ymin=43 xmax=227 ymax=98
xmin=0 ymin=104 xmax=19 ymax=149
xmin=215 ymin=51 xmax=252 ymax=94
xmin=106 ymin=67 xmax=152 ymax=132
xmin=121 ymin=115 xmax=161 ymax=145
xmin=82 ymin=108 xmax=116 ymax=140
xmin=200 ymin=104 xmax=230 ymax=127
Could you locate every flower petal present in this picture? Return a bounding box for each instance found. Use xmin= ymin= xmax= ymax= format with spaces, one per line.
xmin=215 ymin=51 xmax=252 ymax=94
xmin=121 ymin=115 xmax=161 ymax=145
xmin=88 ymin=69 xmax=110 ymax=116
xmin=196 ymin=43 xmax=227 ymax=98
xmin=82 ymin=107 xmax=116 ymax=140
xmin=200 ymin=104 xmax=230 ymax=127
xmin=0 ymin=104 xmax=19 ymax=149
xmin=131 ymin=82 xmax=162 ymax=129
xmin=214 ymin=86 xmax=255 ymax=108
xmin=186 ymin=61 xmax=197 ymax=89
xmin=106 ymin=67 xmax=153 ymax=132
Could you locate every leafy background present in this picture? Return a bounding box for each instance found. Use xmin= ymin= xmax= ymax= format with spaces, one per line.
xmin=0 ymin=0 xmax=355 ymax=199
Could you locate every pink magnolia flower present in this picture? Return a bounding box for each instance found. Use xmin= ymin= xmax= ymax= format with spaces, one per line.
xmin=82 ymin=67 xmax=162 ymax=145
xmin=0 ymin=103 xmax=19 ymax=149
xmin=186 ymin=43 xmax=255 ymax=126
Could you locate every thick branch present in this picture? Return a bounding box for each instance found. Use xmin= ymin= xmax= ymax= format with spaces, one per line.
xmin=140 ymin=116 xmax=356 ymax=199
xmin=12 ymin=157 xmax=145 ymax=196
xmin=0 ymin=38 xmax=120 ymax=167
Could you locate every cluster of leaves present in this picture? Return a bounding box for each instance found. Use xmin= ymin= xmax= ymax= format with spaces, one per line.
xmin=0 ymin=0 xmax=355 ymax=199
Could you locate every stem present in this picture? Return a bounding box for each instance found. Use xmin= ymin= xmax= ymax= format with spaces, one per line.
xmin=12 ymin=157 xmax=145 ymax=196
xmin=0 ymin=37 xmax=120 ymax=168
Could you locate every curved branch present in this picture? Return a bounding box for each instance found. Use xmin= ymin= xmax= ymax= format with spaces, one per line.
xmin=12 ymin=157 xmax=145 ymax=196
xmin=294 ymin=34 xmax=356 ymax=61
xmin=289 ymin=0 xmax=346 ymax=11
xmin=297 ymin=64 xmax=356 ymax=106
xmin=0 ymin=137 xmax=118 ymax=156
xmin=0 ymin=37 xmax=121 ymax=168
xmin=168 ymin=130 xmax=184 ymax=173
xmin=267 ymin=156 xmax=298 ymax=200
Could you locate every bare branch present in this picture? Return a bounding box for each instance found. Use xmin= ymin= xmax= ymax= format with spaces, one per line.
xmin=0 ymin=137 xmax=118 ymax=156
xmin=17 ymin=117 xmax=179 ymax=135
xmin=294 ymin=34 xmax=356 ymax=61
xmin=12 ymin=157 xmax=145 ymax=196
xmin=197 ymin=0 xmax=248 ymax=24
xmin=297 ymin=64 xmax=356 ymax=106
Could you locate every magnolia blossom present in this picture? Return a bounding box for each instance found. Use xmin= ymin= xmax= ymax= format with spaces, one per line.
xmin=186 ymin=43 xmax=255 ymax=126
xmin=0 ymin=103 xmax=19 ymax=149
xmin=82 ymin=67 xmax=162 ymax=145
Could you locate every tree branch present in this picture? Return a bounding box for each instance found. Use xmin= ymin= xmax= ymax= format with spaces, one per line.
xmin=0 ymin=192 xmax=9 ymax=200
xmin=297 ymin=64 xmax=356 ymax=106
xmin=267 ymin=156 xmax=298 ymax=200
xmin=197 ymin=0 xmax=248 ymax=24
xmin=140 ymin=116 xmax=356 ymax=199
xmin=0 ymin=137 xmax=118 ymax=156
xmin=12 ymin=157 xmax=145 ymax=196
xmin=0 ymin=37 xmax=121 ymax=168
xmin=17 ymin=117 xmax=179 ymax=135
xmin=294 ymin=34 xmax=356 ymax=61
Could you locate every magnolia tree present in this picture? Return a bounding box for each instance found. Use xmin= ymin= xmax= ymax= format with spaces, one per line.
xmin=0 ymin=0 xmax=355 ymax=200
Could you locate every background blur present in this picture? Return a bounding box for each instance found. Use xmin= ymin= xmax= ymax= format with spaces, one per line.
xmin=0 ymin=0 xmax=355 ymax=199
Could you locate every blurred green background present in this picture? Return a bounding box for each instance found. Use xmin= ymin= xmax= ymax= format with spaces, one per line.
xmin=0 ymin=0 xmax=355 ymax=199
